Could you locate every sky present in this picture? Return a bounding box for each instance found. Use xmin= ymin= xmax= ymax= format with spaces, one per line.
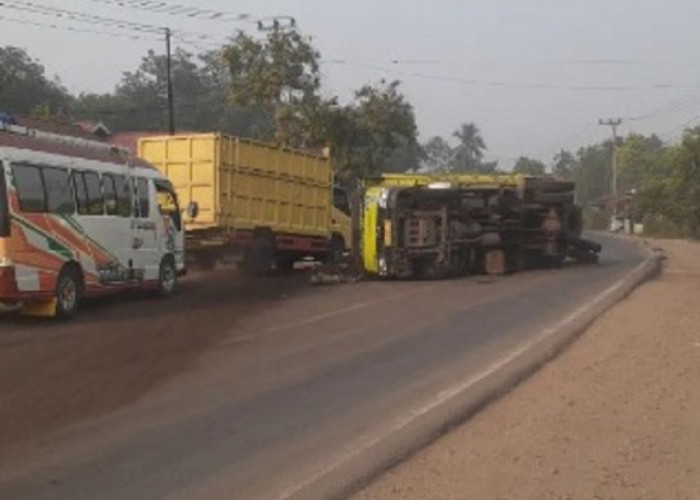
xmin=3 ymin=0 xmax=700 ymax=168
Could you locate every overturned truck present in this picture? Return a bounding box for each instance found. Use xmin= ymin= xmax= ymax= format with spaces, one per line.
xmin=360 ymin=174 xmax=601 ymax=279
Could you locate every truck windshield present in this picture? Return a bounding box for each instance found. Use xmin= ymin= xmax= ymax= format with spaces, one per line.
xmin=155 ymin=179 xmax=181 ymax=231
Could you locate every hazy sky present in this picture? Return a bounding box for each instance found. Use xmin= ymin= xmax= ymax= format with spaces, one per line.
xmin=3 ymin=0 xmax=700 ymax=167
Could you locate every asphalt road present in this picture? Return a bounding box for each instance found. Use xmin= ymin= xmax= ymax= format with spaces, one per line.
xmin=0 ymin=234 xmax=644 ymax=500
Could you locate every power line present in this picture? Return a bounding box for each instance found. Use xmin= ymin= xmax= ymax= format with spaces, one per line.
xmin=79 ymin=0 xmax=255 ymax=23
xmin=0 ymin=0 xmax=163 ymax=33
xmin=626 ymin=90 xmax=700 ymax=122
xmin=326 ymin=60 xmax=700 ymax=92
xmin=323 ymin=57 xmax=657 ymax=66
xmin=0 ymin=0 xmax=234 ymax=42
xmin=659 ymin=114 xmax=700 ymax=140
xmin=0 ymin=13 xmax=160 ymax=40
xmin=526 ymin=122 xmax=599 ymax=162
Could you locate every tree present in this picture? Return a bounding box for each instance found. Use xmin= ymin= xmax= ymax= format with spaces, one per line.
xmin=512 ymin=156 xmax=547 ymax=175
xmin=571 ymin=142 xmax=613 ymax=205
xmin=423 ymin=136 xmax=453 ymax=172
xmin=383 ymin=143 xmax=425 ymax=173
xmin=222 ymin=28 xmax=321 ymax=145
xmin=73 ymin=48 xmax=260 ymax=134
xmin=552 ymin=149 xmax=577 ymax=179
xmin=616 ymin=133 xmax=664 ymax=194
xmin=452 ymin=123 xmax=487 ymax=172
xmin=637 ymin=127 xmax=700 ymax=235
xmin=0 ymin=46 xmax=72 ymax=116
xmin=349 ymin=80 xmax=418 ymax=177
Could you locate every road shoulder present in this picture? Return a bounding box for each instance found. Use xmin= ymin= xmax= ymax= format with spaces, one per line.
xmin=351 ymin=238 xmax=700 ymax=500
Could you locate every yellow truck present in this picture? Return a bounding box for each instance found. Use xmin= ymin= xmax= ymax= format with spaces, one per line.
xmin=139 ymin=133 xmax=352 ymax=273
xmin=360 ymin=173 xmax=597 ymax=278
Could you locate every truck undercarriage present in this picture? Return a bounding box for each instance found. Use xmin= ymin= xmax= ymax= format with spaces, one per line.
xmin=366 ymin=177 xmax=601 ymax=279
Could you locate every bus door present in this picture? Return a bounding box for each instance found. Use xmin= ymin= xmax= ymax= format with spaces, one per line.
xmin=154 ymin=179 xmax=185 ymax=271
xmin=91 ymin=172 xmax=134 ymax=284
xmin=130 ymin=177 xmax=160 ymax=282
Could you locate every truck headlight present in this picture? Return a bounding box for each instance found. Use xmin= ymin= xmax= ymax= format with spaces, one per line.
xmin=378 ymin=256 xmax=387 ymax=275
xmin=378 ymin=188 xmax=389 ymax=209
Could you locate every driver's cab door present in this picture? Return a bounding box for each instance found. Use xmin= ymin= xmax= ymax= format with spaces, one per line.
xmin=331 ymin=186 xmax=352 ymax=248
xmin=155 ymin=179 xmax=185 ymax=273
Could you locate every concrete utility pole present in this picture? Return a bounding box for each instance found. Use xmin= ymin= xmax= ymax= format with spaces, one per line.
xmin=165 ymin=27 xmax=175 ymax=135
xmin=599 ymin=118 xmax=622 ymax=217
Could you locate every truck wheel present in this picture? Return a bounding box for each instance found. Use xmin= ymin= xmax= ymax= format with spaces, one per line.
xmin=275 ymin=255 xmax=296 ymax=273
xmin=158 ymin=257 xmax=178 ymax=297
xmin=326 ymin=235 xmax=345 ymax=263
xmin=243 ymin=232 xmax=275 ymax=276
xmin=55 ymin=266 xmax=82 ymax=319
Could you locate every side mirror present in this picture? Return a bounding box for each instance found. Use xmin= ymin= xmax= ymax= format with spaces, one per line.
xmin=186 ymin=201 xmax=199 ymax=219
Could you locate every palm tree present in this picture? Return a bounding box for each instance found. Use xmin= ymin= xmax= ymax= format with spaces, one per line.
xmin=452 ymin=123 xmax=486 ymax=172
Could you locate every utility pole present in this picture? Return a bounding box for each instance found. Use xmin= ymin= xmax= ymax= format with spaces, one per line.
xmin=599 ymin=118 xmax=622 ymax=220
xmin=165 ymin=27 xmax=175 ymax=135
xmin=257 ymin=16 xmax=296 ymax=32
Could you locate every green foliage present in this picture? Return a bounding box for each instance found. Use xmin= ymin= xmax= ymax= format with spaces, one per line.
xmin=512 ymin=156 xmax=547 ymax=175
xmin=567 ymin=129 xmax=700 ymax=238
xmin=71 ymin=48 xmax=261 ymax=134
xmin=0 ymin=46 xmax=72 ymax=116
xmin=616 ymin=133 xmax=663 ymax=194
xmin=639 ymin=128 xmax=700 ymax=236
xmin=383 ymin=143 xmax=425 ymax=173
xmin=451 ymin=123 xmax=494 ymax=172
xmin=423 ymin=136 xmax=453 ymax=172
xmin=222 ymin=28 xmax=321 ymax=144
xmin=571 ymin=142 xmax=613 ymax=206
xmin=219 ymin=32 xmax=419 ymax=181
xmin=552 ymin=149 xmax=576 ymax=179
xmin=422 ymin=123 xmax=497 ymax=174
xmin=318 ymin=80 xmax=419 ymax=182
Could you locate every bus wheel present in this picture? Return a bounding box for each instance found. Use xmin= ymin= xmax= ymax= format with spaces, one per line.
xmin=55 ymin=267 xmax=82 ymax=319
xmin=158 ymin=257 xmax=178 ymax=297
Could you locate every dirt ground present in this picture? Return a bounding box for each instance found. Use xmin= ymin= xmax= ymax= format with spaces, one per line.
xmin=0 ymin=268 xmax=310 ymax=453
xmin=351 ymin=239 xmax=700 ymax=500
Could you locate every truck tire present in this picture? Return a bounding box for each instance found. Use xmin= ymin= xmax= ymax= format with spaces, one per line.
xmin=326 ymin=235 xmax=345 ymax=263
xmin=275 ymin=254 xmax=296 ymax=274
xmin=55 ymin=265 xmax=83 ymax=319
xmin=243 ymin=231 xmax=275 ymax=276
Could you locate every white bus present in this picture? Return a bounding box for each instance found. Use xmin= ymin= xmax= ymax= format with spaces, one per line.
xmin=0 ymin=118 xmax=186 ymax=318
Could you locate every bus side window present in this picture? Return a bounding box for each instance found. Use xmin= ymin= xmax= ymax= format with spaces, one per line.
xmin=43 ymin=167 xmax=75 ymax=214
xmin=102 ymin=174 xmax=118 ymax=216
xmin=134 ymin=178 xmax=150 ymax=218
xmin=73 ymin=172 xmax=90 ymax=215
xmin=12 ymin=164 xmax=46 ymax=213
xmin=113 ymin=175 xmax=132 ymax=217
xmin=83 ymin=172 xmax=104 ymax=215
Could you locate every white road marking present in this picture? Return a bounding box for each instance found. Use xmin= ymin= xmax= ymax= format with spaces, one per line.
xmin=270 ymin=259 xmax=651 ymax=500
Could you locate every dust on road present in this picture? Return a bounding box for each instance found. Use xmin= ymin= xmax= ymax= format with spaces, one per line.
xmin=351 ymin=239 xmax=700 ymax=500
xmin=0 ymin=269 xmax=310 ymax=453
